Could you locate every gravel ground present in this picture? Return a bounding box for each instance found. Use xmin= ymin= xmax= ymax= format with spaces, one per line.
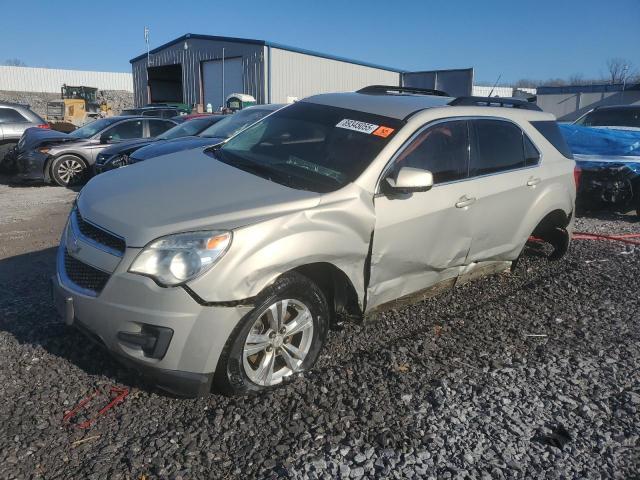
xmin=0 ymin=182 xmax=639 ymax=479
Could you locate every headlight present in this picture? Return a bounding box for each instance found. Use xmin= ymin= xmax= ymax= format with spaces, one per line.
xmin=106 ymin=154 xmax=130 ymax=168
xmin=129 ymin=231 xmax=232 ymax=286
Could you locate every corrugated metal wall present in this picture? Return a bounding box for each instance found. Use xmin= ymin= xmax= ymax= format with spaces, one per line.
xmin=131 ymin=39 xmax=264 ymax=107
xmin=267 ymin=48 xmax=400 ymax=104
xmin=0 ymin=66 xmax=133 ymax=93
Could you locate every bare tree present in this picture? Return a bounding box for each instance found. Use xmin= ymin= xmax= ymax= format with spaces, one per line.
xmin=3 ymin=58 xmax=27 ymax=66
xmin=568 ymin=73 xmax=585 ymax=85
xmin=606 ymin=58 xmax=634 ymax=84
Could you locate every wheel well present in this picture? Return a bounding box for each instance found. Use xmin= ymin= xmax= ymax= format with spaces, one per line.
xmin=292 ymin=262 xmax=363 ymax=324
xmin=531 ymin=209 xmax=571 ymax=261
xmin=532 ymin=209 xmax=570 ymax=236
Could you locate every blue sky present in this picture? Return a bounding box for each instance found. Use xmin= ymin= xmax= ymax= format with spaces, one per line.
xmin=1 ymin=0 xmax=638 ymax=84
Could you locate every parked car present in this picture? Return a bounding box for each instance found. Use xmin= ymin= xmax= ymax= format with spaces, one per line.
xmin=13 ymin=116 xmax=177 ymax=186
xmin=128 ymin=104 xmax=283 ymax=163
xmin=0 ymin=102 xmax=49 ymax=172
xmin=94 ymin=115 xmax=226 ymax=174
xmin=53 ymin=87 xmax=576 ymax=396
xmin=560 ymin=122 xmax=640 ymax=215
xmin=574 ymin=105 xmax=640 ymax=130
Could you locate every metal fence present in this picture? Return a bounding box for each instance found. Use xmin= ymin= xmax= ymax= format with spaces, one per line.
xmin=0 ymin=66 xmax=133 ymax=93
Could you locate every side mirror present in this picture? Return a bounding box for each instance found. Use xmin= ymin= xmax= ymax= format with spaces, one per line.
xmin=100 ymin=133 xmax=113 ymax=144
xmin=383 ymin=167 xmax=434 ymax=195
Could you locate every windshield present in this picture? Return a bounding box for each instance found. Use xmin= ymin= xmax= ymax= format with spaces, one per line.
xmin=200 ymin=108 xmax=274 ymax=139
xmin=213 ymin=102 xmax=403 ymax=193
xmin=577 ymin=108 xmax=640 ymax=128
xmin=158 ymin=117 xmax=218 ymax=140
xmin=67 ymin=118 xmax=120 ymax=139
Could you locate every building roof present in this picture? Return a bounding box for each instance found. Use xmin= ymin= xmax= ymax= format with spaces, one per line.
xmin=130 ymin=33 xmax=402 ymax=72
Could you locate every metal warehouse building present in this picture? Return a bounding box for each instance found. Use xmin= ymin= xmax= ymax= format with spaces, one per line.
xmin=130 ymin=33 xmax=475 ymax=110
xmin=130 ymin=34 xmax=401 ymax=109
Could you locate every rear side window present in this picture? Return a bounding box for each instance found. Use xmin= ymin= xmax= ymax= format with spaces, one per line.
xmin=470 ymin=120 xmax=525 ymax=176
xmin=104 ymin=120 xmax=143 ymax=140
xmin=394 ymin=120 xmax=469 ymax=184
xmin=524 ymin=136 xmax=541 ymax=166
xmin=0 ymin=108 xmax=28 ymax=123
xmin=530 ymin=121 xmax=573 ymax=159
xmin=148 ymin=119 xmax=175 ymax=137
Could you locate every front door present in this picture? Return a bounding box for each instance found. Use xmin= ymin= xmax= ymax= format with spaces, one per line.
xmin=367 ymin=119 xmax=474 ymax=311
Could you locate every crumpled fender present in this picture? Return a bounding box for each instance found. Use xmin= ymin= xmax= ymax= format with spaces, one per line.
xmin=186 ymin=184 xmax=375 ymax=307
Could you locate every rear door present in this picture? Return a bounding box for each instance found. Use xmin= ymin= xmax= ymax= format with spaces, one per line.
xmin=367 ymin=119 xmax=473 ymax=310
xmin=0 ymin=107 xmax=29 ymax=141
xmin=465 ymin=118 xmax=541 ymax=262
xmin=147 ymin=119 xmax=176 ymax=138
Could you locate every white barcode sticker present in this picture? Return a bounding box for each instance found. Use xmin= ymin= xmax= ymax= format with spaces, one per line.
xmin=336 ymin=119 xmax=379 ymax=134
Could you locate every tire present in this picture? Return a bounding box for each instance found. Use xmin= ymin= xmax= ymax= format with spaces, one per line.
xmin=214 ymin=271 xmax=329 ymax=395
xmin=50 ymin=155 xmax=88 ymax=187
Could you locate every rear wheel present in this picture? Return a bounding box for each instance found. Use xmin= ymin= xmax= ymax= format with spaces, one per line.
xmin=214 ymin=272 xmax=329 ymax=395
xmin=50 ymin=155 xmax=87 ymax=187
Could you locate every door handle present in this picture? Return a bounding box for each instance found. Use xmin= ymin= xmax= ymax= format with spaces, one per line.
xmin=527 ymin=177 xmax=541 ymax=187
xmin=455 ymin=195 xmax=476 ymax=208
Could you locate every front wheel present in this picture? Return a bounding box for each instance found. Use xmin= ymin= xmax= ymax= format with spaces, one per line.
xmin=50 ymin=155 xmax=88 ymax=187
xmin=214 ymin=272 xmax=329 ymax=395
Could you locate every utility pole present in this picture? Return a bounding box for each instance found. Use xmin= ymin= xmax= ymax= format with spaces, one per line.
xmin=144 ymin=27 xmax=150 ymax=65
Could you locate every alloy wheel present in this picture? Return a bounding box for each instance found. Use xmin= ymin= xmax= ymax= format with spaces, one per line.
xmin=57 ymin=158 xmax=84 ymax=185
xmin=242 ymin=298 xmax=314 ymax=387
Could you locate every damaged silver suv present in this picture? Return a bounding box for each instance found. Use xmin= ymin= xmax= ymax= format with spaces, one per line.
xmin=53 ymin=86 xmax=577 ymax=396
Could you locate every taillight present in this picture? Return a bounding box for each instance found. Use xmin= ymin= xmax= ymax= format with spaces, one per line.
xmin=573 ymin=165 xmax=581 ymax=190
xmin=36 ymin=124 xmax=50 ymax=129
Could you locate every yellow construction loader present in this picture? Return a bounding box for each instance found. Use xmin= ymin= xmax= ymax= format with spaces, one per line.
xmin=46 ymin=85 xmax=112 ymax=132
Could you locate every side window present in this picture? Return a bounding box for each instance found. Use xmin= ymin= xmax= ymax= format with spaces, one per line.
xmin=103 ymin=120 xmax=143 ymax=141
xmin=394 ymin=120 xmax=469 ymax=184
xmin=524 ymin=135 xmax=540 ymax=166
xmin=148 ymin=120 xmax=175 ymax=137
xmin=161 ymin=109 xmax=178 ymax=119
xmin=0 ymin=107 xmax=28 ymax=123
xmin=470 ymin=120 xmax=525 ymax=176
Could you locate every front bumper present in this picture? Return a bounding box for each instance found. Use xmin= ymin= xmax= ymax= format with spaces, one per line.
xmin=14 ymin=149 xmax=49 ymax=181
xmin=53 ymin=222 xmax=249 ymax=396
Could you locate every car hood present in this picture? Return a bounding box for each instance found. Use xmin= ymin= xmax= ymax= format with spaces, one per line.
xmin=100 ymin=138 xmax=158 ymax=157
xmin=19 ymin=128 xmax=80 ymax=151
xmin=78 ymin=148 xmax=321 ymax=247
xmin=130 ymin=136 xmax=224 ymax=161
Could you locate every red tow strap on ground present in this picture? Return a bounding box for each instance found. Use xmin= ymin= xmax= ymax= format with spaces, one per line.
xmin=63 ymin=386 xmax=129 ymax=429
xmin=572 ymin=231 xmax=640 ymax=246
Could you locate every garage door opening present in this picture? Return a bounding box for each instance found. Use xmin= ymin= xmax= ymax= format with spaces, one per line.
xmin=147 ymin=64 xmax=183 ymax=103
xmin=202 ymin=58 xmax=243 ymax=111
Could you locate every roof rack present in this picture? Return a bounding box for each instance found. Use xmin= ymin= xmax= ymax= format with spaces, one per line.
xmin=357 ymin=85 xmax=450 ymax=97
xmin=449 ymin=96 xmax=542 ymax=111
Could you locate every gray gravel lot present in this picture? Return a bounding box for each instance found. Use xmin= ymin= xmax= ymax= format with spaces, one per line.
xmin=0 ymin=180 xmax=639 ymax=479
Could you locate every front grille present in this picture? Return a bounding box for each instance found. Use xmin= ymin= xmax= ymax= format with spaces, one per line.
xmin=64 ymin=252 xmax=110 ymax=294
xmin=74 ymin=211 xmax=126 ymax=254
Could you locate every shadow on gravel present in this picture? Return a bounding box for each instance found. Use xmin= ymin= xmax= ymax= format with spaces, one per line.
xmin=0 ymin=173 xmax=82 ymax=191
xmin=0 ymin=246 xmax=159 ymax=396
xmin=576 ymin=209 xmax=640 ymax=223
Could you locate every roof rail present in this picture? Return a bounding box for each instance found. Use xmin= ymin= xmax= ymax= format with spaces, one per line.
xmin=357 ymin=85 xmax=450 ymax=97
xmin=449 ymin=96 xmax=542 ymax=111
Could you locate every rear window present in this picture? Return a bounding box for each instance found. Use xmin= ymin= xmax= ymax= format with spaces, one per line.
xmin=577 ymin=108 xmax=640 ymax=128
xmin=530 ymin=120 xmax=573 ymax=159
xmin=0 ymin=107 xmax=28 ymax=123
xmin=470 ymin=119 xmax=525 ymax=176
xmin=214 ymin=102 xmax=403 ymax=192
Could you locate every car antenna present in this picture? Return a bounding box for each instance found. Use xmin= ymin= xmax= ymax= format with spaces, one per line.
xmin=487 ymin=74 xmax=502 ymax=98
